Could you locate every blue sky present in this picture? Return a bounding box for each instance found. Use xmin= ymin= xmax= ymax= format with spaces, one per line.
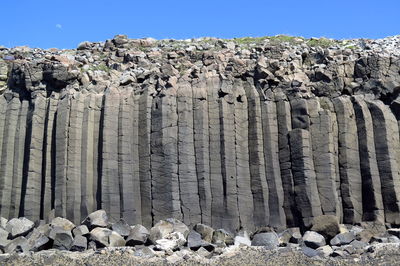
xmin=0 ymin=0 xmax=399 ymax=49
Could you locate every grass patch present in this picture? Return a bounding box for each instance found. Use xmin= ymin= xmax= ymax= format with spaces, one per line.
xmin=307 ymin=38 xmax=337 ymax=48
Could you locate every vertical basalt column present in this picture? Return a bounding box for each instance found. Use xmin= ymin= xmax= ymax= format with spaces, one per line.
xmin=352 ymin=96 xmax=384 ymax=223
xmin=308 ymin=98 xmax=340 ymax=217
xmin=260 ymin=96 xmax=286 ymax=228
xmin=81 ymin=93 xmax=97 ymax=218
xmin=0 ymin=95 xmax=22 ymax=219
xmin=207 ymin=74 xmax=224 ymax=229
xmin=55 ymin=93 xmax=71 ymax=218
xmin=333 ymin=96 xmax=363 ymax=224
xmin=233 ymin=79 xmax=254 ymax=231
xmin=150 ymin=85 xmax=181 ymax=222
xmin=10 ymin=99 xmax=29 ymax=218
xmin=118 ymin=90 xmax=141 ymax=225
xmin=289 ymin=128 xmax=322 ymax=228
xmin=177 ymin=77 xmax=201 ymax=225
xmin=276 ymin=97 xmax=297 ymax=227
xmin=66 ymin=92 xmax=84 ymax=223
xmin=93 ymin=94 xmax=103 ymax=211
xmin=138 ymin=84 xmax=154 ymax=228
xmin=41 ymin=93 xmax=58 ymax=220
xmin=131 ymin=90 xmax=142 ymax=224
xmin=0 ymin=95 xmax=6 ymax=169
xmin=243 ymin=80 xmax=269 ymax=228
xmin=24 ymin=94 xmax=47 ymax=221
xmin=219 ymin=79 xmax=240 ymax=231
xmin=319 ymin=97 xmax=343 ymax=222
xmin=366 ymin=99 xmax=400 ymax=225
xmin=101 ymin=88 xmax=121 ymax=222
xmin=192 ymin=77 xmax=212 ymax=225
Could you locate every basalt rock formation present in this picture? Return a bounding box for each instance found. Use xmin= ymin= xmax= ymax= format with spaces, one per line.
xmin=0 ymin=35 xmax=400 ymax=231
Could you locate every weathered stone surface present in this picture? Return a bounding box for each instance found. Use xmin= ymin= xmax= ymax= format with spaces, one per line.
xmin=194 ymin=223 xmax=214 ymax=243
xmin=289 ymin=129 xmax=322 ymax=227
xmin=330 ymin=232 xmax=355 ymax=246
xmin=6 ymin=217 xmax=34 ymax=238
xmin=126 ymin=224 xmax=149 ymax=246
xmin=310 ymin=215 xmax=340 ymax=240
xmin=251 ymin=232 xmax=279 ymax=250
xmin=303 ymin=231 xmax=326 ymax=249
xmin=111 ymin=218 xmax=131 ymax=237
xmin=366 ymin=99 xmax=400 ymax=225
xmin=332 ymin=96 xmax=363 ymax=224
xmin=82 ymin=210 xmax=109 ymax=229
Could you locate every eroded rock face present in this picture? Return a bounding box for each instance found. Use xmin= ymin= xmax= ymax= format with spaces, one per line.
xmin=0 ymin=35 xmax=400 ymax=230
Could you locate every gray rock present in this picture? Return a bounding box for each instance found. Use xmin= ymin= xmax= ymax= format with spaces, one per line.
xmin=155 ymin=232 xmax=186 ymax=251
xmin=27 ymin=229 xmax=50 ymax=251
xmin=212 ymin=229 xmax=234 ymax=247
xmin=77 ymin=41 xmax=91 ymax=50
xmin=251 ymin=232 xmax=279 ymax=250
xmin=6 ymin=217 xmax=34 ymax=238
xmin=90 ymin=227 xmax=125 ymax=248
xmin=82 ymin=210 xmax=109 ymax=229
xmin=387 ymin=228 xmax=400 ymax=238
xmin=72 ymin=225 xmax=89 ymax=237
xmin=302 ymin=231 xmax=326 ymax=249
xmin=4 ymin=236 xmax=29 ymax=254
xmin=50 ymin=227 xmax=74 ymax=250
xmin=302 ymin=246 xmax=319 ymax=257
xmin=316 ymin=245 xmax=333 ymax=257
xmin=310 ymin=215 xmax=340 ymax=239
xmin=126 ymin=224 xmax=149 ymax=246
xmin=111 ymin=219 xmax=131 ymax=237
xmin=330 ymin=232 xmax=355 ymax=246
xmin=194 ymin=223 xmax=214 ymax=242
xmin=187 ymin=230 xmax=214 ymax=251
xmin=70 ymin=235 xmax=87 ymax=251
xmin=50 ymin=217 xmax=75 ymax=231
xmin=149 ymin=219 xmax=189 ymax=243
xmin=134 ymin=247 xmax=156 ymax=258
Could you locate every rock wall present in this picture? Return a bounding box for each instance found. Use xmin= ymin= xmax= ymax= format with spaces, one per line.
xmin=0 ymin=35 xmax=400 ymax=231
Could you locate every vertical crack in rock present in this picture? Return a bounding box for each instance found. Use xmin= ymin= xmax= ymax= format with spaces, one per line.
xmin=352 ymin=95 xmax=385 ymax=223
xmin=233 ymin=79 xmax=254 ymax=231
xmin=177 ymin=77 xmax=201 ymax=225
xmin=243 ymin=79 xmax=269 ymax=228
xmin=332 ymin=96 xmax=363 ymax=224
xmin=24 ymin=94 xmax=46 ymax=221
xmin=150 ymin=83 xmax=181 ymax=222
xmin=192 ymin=76 xmax=212 ymax=225
xmin=366 ymin=99 xmax=400 ymax=225
xmin=101 ymin=88 xmax=121 ymax=222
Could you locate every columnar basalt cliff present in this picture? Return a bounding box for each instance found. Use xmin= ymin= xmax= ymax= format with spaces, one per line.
xmin=0 ymin=35 xmax=400 ymax=231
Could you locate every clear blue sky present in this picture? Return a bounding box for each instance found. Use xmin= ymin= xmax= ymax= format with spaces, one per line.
xmin=0 ymin=0 xmax=399 ymax=49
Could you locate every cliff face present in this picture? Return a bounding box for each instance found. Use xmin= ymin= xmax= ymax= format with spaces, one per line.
xmin=0 ymin=35 xmax=400 ymax=230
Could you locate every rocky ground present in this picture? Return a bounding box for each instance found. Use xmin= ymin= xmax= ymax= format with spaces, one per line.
xmin=1 ymin=211 xmax=400 ymax=265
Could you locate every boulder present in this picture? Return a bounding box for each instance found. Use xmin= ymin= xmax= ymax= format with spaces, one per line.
xmin=330 ymin=232 xmax=355 ymax=246
xmin=316 ymin=245 xmax=333 ymax=257
xmin=149 ymin=219 xmax=189 ymax=243
xmin=90 ymin=227 xmax=125 ymax=248
xmin=194 ymin=223 xmax=214 ymax=242
xmin=155 ymin=232 xmax=186 ymax=251
xmin=302 ymin=246 xmax=319 ymax=257
xmin=0 ymin=227 xmax=10 ymax=248
xmin=251 ymin=232 xmax=279 ymax=250
xmin=6 ymin=217 xmax=35 ymax=238
xmin=212 ymin=229 xmax=234 ymax=247
xmin=27 ymin=229 xmax=50 ymax=251
xmin=234 ymin=232 xmax=251 ymax=247
xmin=50 ymin=227 xmax=74 ymax=250
xmin=72 ymin=225 xmax=89 ymax=237
xmin=50 ymin=217 xmax=75 ymax=231
xmin=302 ymin=231 xmax=326 ymax=249
xmin=111 ymin=219 xmax=131 ymax=237
xmin=196 ymin=246 xmax=212 ymax=258
xmin=387 ymin=228 xmax=400 ymax=238
xmin=71 ymin=235 xmax=87 ymax=251
xmin=82 ymin=210 xmax=109 ymax=229
xmin=0 ymin=217 xmax=7 ymax=228
xmin=187 ymin=230 xmax=214 ymax=251
xmin=4 ymin=236 xmax=29 ymax=254
xmin=126 ymin=224 xmax=149 ymax=246
xmin=310 ymin=215 xmax=339 ymax=239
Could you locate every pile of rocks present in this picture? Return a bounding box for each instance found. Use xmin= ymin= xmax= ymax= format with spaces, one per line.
xmin=0 ymin=211 xmax=400 ymax=262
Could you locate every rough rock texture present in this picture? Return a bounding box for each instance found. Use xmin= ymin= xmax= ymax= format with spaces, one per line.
xmin=0 ymin=35 xmax=400 ymax=230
